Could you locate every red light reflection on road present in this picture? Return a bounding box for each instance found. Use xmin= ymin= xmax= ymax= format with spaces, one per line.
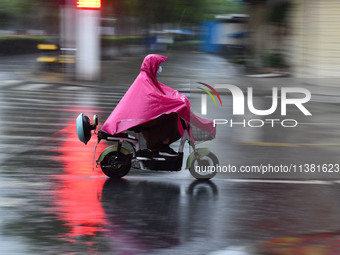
xmin=55 ymin=176 xmax=107 ymax=238
xmin=55 ymin=119 xmax=106 ymax=176
xmin=48 ymin=109 xmax=148 ymax=254
xmin=52 ymin=111 xmax=108 ymax=239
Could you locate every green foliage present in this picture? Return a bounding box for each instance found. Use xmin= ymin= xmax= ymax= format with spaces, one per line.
xmin=230 ymin=57 xmax=246 ymax=65
xmin=0 ymin=0 xmax=247 ymax=38
xmin=203 ymin=0 xmax=247 ymax=20
xmin=0 ymin=0 xmax=59 ymax=30
xmin=103 ymin=0 xmax=246 ymax=25
xmin=101 ymin=36 xmax=143 ymax=47
xmin=0 ymin=36 xmax=47 ymax=55
xmin=263 ymin=52 xmax=286 ymax=68
xmin=0 ymin=0 xmax=21 ymax=25
xmin=266 ymin=2 xmax=291 ymax=25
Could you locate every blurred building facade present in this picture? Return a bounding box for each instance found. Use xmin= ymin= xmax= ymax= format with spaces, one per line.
xmin=247 ymin=0 xmax=340 ymax=80
xmin=289 ymin=0 xmax=340 ymax=79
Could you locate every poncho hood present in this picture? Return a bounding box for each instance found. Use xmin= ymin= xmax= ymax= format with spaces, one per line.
xmin=141 ymin=54 xmax=167 ymax=94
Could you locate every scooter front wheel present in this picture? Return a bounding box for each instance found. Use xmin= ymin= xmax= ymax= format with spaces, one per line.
xmin=101 ymin=151 xmax=132 ymax=178
xmin=190 ymin=152 xmax=218 ymax=180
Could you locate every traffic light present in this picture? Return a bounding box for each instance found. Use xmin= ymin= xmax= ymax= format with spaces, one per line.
xmin=76 ymin=0 xmax=101 ymax=9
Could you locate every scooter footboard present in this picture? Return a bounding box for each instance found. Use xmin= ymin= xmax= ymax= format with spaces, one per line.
xmin=144 ymin=153 xmax=183 ymax=171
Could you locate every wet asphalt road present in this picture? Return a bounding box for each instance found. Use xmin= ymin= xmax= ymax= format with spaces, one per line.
xmin=1 ymin=52 xmax=340 ymax=254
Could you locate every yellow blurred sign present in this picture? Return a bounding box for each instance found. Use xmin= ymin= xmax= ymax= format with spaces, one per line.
xmin=37 ymin=44 xmax=58 ymax=50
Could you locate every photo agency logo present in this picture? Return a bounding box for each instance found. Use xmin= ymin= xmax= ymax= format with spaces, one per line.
xmin=197 ymin=82 xmax=223 ymax=114
xmin=197 ymin=83 xmax=312 ymax=128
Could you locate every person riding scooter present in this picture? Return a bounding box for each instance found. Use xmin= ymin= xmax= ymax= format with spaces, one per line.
xmin=77 ymin=54 xmax=219 ymax=179
xmin=101 ymin=54 xmax=215 ymax=159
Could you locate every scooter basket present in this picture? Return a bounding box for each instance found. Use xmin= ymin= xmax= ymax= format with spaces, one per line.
xmin=190 ymin=125 xmax=214 ymax=141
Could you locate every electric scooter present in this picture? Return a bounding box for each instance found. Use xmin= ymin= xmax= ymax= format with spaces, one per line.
xmin=76 ymin=113 xmax=219 ymax=179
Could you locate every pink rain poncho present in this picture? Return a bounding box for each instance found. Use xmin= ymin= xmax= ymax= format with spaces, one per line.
xmin=101 ymin=54 xmax=215 ymax=141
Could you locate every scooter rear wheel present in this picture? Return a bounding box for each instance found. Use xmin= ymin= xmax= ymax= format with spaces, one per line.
xmin=101 ymin=151 xmax=131 ymax=178
xmin=190 ymin=152 xmax=218 ymax=180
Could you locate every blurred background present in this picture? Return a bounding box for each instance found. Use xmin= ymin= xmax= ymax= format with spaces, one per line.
xmin=2 ymin=0 xmax=339 ymax=80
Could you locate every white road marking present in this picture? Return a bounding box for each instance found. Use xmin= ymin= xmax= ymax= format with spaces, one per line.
xmin=13 ymin=83 xmax=51 ymax=91
xmin=220 ymin=178 xmax=338 ymax=185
